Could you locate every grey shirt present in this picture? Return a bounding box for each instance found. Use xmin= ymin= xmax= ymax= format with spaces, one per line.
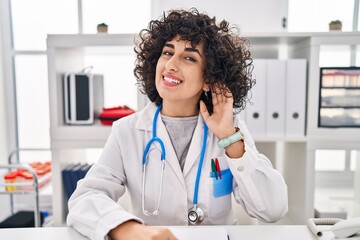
xmin=161 ymin=114 xmax=198 ymax=171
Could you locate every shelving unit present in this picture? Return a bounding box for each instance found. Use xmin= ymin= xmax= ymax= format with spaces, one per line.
xmin=46 ymin=34 xmax=144 ymax=226
xmin=307 ymin=33 xmax=360 ymax=140
xmin=46 ymin=32 xmax=360 ymax=226
xmin=302 ymin=32 xmax=360 ymax=224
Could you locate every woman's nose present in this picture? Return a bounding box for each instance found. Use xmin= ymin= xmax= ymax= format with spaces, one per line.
xmin=165 ymin=56 xmax=179 ymax=72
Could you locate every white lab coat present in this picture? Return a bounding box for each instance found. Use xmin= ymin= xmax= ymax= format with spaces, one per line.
xmin=67 ymin=102 xmax=288 ymax=240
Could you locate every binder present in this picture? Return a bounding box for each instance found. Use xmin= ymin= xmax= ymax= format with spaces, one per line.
xmin=70 ymin=164 xmax=84 ymax=192
xmin=246 ymin=59 xmax=267 ymax=137
xmin=285 ymin=59 xmax=307 ymax=137
xmin=62 ymin=163 xmax=92 ymax=200
xmin=266 ymin=60 xmax=286 ymax=137
xmin=62 ymin=164 xmax=78 ymax=199
xmin=78 ymin=164 xmax=92 ymax=179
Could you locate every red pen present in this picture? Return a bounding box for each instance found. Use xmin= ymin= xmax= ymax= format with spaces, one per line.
xmin=215 ymin=158 xmax=222 ymax=179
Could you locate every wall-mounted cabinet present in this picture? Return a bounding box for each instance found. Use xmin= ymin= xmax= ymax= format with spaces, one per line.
xmin=47 ymin=32 xmax=360 ymax=226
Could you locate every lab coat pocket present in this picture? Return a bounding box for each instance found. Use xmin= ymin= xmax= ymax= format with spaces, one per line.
xmin=207 ymin=168 xmax=233 ymax=220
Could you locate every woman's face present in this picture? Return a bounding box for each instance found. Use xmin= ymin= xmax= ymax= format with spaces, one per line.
xmin=155 ymin=35 xmax=206 ymax=106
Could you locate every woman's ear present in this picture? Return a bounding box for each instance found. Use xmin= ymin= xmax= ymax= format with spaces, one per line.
xmin=203 ymin=84 xmax=209 ymax=92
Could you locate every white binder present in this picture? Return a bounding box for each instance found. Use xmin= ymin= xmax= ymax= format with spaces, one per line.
xmin=266 ymin=60 xmax=286 ymax=137
xmin=246 ymin=59 xmax=267 ymax=137
xmin=285 ymin=59 xmax=307 ymax=137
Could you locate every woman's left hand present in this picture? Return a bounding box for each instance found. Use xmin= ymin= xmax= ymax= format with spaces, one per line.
xmin=200 ymin=85 xmax=236 ymax=139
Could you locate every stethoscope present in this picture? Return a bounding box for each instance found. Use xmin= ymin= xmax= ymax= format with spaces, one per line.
xmin=142 ymin=103 xmax=208 ymax=225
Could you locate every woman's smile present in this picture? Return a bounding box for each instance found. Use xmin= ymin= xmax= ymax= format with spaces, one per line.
xmin=162 ymin=74 xmax=183 ymax=87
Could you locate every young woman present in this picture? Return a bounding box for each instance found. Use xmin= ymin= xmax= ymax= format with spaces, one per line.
xmin=67 ymin=8 xmax=288 ymax=240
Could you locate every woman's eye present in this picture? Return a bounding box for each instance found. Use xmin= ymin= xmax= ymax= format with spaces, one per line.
xmin=163 ymin=51 xmax=173 ymax=56
xmin=185 ymin=56 xmax=196 ymax=62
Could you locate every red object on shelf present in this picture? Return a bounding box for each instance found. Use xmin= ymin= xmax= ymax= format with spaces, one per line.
xmin=99 ymin=105 xmax=135 ymax=125
xmin=4 ymin=172 xmax=17 ymax=180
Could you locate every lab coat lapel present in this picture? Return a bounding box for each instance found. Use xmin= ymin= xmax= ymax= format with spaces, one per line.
xmin=135 ymin=102 xmax=154 ymax=132
xmin=137 ymin=103 xmax=186 ymax=188
xmin=183 ymin=116 xmax=206 ymax=177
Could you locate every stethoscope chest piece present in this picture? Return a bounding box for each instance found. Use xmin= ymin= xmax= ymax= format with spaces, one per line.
xmin=188 ymin=205 xmax=204 ymax=225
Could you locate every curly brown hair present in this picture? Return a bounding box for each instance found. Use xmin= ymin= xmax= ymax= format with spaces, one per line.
xmin=134 ymin=8 xmax=254 ymax=112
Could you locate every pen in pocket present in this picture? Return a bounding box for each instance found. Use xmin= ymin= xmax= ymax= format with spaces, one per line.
xmin=215 ymin=158 xmax=222 ymax=179
xmin=211 ymin=158 xmax=218 ymax=180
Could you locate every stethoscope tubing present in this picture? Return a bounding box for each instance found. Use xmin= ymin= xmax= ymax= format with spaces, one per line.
xmin=142 ymin=104 xmax=165 ymax=165
xmin=142 ymin=103 xmax=208 ymax=218
xmin=193 ymin=123 xmax=208 ymax=205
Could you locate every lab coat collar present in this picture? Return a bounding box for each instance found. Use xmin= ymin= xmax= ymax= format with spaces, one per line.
xmin=135 ymin=102 xmax=155 ymax=131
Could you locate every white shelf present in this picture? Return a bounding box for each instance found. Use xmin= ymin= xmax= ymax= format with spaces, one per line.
xmin=254 ymin=136 xmax=307 ymax=143
xmin=46 ymin=32 xmax=360 ymax=48
xmin=245 ymin=31 xmax=360 ymax=44
xmin=47 ymin=34 xmax=137 ymax=47
xmin=50 ymin=124 xmax=111 ymax=148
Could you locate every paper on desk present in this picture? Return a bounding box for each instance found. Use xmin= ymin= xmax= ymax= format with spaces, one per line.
xmin=168 ymin=226 xmax=228 ymax=240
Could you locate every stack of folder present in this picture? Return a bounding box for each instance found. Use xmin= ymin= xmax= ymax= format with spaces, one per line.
xmin=62 ymin=163 xmax=92 ymax=199
xmin=245 ymin=59 xmax=307 ymax=138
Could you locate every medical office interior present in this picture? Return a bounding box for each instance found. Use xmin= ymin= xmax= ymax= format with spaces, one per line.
xmin=0 ymin=0 xmax=360 ymax=229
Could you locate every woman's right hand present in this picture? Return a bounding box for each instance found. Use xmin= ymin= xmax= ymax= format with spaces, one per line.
xmin=109 ymin=220 xmax=177 ymax=240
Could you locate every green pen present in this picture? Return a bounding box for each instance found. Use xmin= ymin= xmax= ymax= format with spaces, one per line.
xmin=211 ymin=158 xmax=218 ymax=180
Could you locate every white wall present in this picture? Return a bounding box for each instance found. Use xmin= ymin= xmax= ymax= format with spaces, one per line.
xmin=151 ymin=0 xmax=288 ymax=33
xmin=0 ymin=0 xmax=15 ymax=161
xmin=0 ymin=63 xmax=11 ymax=222
xmin=0 ymin=30 xmax=11 ymax=223
xmin=0 ymin=0 xmax=11 ymax=222
xmin=0 ymin=22 xmax=9 ymax=166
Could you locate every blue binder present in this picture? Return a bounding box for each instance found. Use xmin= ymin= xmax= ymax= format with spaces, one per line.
xmin=62 ymin=164 xmax=78 ymax=199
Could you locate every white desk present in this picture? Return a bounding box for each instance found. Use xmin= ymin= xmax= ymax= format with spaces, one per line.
xmin=0 ymin=225 xmax=333 ymax=240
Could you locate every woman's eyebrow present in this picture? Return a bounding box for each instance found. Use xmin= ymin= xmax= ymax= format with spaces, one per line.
xmin=185 ymin=47 xmax=202 ymax=57
xmin=164 ymin=43 xmax=174 ymax=49
xmin=164 ymin=43 xmax=202 ymax=57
